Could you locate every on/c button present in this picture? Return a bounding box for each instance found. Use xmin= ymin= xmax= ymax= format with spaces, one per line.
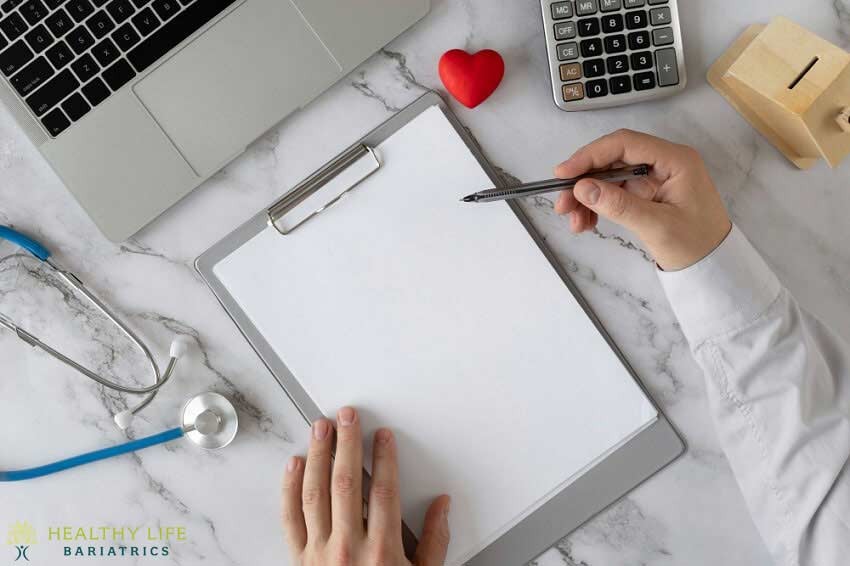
xmin=562 ymin=82 xmax=585 ymax=101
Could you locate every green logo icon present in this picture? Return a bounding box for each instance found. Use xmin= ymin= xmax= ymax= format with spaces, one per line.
xmin=6 ymin=521 xmax=37 ymax=562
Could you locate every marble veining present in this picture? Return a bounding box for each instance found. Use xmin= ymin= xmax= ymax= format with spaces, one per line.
xmin=2 ymin=1 xmax=849 ymax=565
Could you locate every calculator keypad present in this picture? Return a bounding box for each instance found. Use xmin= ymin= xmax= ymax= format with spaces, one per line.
xmin=542 ymin=0 xmax=685 ymax=110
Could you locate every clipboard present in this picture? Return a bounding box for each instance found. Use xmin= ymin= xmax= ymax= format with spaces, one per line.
xmin=196 ymin=91 xmax=684 ymax=565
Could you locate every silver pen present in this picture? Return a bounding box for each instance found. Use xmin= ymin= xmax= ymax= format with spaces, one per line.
xmin=461 ymin=164 xmax=650 ymax=203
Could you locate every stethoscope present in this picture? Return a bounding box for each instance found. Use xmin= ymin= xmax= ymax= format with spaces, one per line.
xmin=0 ymin=226 xmax=239 ymax=481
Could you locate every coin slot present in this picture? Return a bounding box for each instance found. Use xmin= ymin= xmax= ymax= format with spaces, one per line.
xmin=789 ymin=57 xmax=819 ymax=89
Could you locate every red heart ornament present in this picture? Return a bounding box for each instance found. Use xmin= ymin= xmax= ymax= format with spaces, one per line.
xmin=438 ymin=49 xmax=505 ymax=109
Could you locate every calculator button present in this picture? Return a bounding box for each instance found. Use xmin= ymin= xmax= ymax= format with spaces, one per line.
xmin=627 ymin=30 xmax=649 ymax=49
xmin=580 ymin=37 xmax=602 ymax=57
xmin=600 ymin=13 xmax=623 ymax=33
xmin=624 ymin=0 xmax=644 ymax=6
xmin=599 ymin=0 xmax=621 ymax=12
xmin=604 ymin=34 xmax=626 ymax=53
xmin=609 ymin=75 xmax=631 ymax=94
xmin=582 ymin=58 xmax=605 ymax=78
xmin=633 ymin=71 xmax=655 ymax=90
xmin=551 ymin=1 xmax=573 ymax=19
xmin=586 ymin=78 xmax=608 ymax=98
xmin=625 ymin=10 xmax=647 ymax=29
xmin=649 ymin=7 xmax=671 ymax=26
xmin=556 ymin=42 xmax=579 ymax=61
xmin=655 ymin=47 xmax=679 ymax=86
xmin=652 ymin=27 xmax=674 ymax=45
xmin=575 ymin=0 xmax=598 ymax=15
xmin=562 ymin=82 xmax=585 ymax=101
xmin=630 ymin=50 xmax=653 ymax=70
xmin=606 ymin=54 xmax=629 ymax=74
xmin=559 ymin=62 xmax=582 ymax=81
xmin=577 ymin=17 xmax=600 ymax=37
xmin=554 ymin=21 xmax=576 ymax=40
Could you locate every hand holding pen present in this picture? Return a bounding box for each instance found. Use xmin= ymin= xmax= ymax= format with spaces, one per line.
xmin=552 ymin=129 xmax=731 ymax=271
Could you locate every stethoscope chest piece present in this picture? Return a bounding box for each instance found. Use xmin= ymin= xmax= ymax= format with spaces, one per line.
xmin=182 ymin=392 xmax=238 ymax=450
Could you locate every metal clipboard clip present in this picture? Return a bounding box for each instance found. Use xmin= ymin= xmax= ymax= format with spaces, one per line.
xmin=267 ymin=144 xmax=382 ymax=235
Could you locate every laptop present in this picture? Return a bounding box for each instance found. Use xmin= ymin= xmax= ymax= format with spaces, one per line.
xmin=0 ymin=0 xmax=430 ymax=241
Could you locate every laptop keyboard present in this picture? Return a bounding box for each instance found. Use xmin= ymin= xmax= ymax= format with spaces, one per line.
xmin=0 ymin=0 xmax=237 ymax=137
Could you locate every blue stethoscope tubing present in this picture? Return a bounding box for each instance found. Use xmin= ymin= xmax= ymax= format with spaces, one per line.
xmin=0 ymin=226 xmax=239 ymax=482
xmin=0 ymin=225 xmax=50 ymax=261
xmin=0 ymin=428 xmax=185 ymax=482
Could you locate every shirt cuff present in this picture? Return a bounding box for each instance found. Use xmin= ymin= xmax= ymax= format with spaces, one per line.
xmin=657 ymin=225 xmax=782 ymax=347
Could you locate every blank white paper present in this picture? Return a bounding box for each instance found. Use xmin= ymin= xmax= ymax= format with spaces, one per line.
xmin=214 ymin=105 xmax=657 ymax=565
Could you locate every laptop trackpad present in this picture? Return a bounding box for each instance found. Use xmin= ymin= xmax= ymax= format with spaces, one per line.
xmin=134 ymin=0 xmax=340 ymax=175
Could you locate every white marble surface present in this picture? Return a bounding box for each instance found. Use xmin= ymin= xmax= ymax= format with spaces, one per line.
xmin=2 ymin=1 xmax=850 ymax=564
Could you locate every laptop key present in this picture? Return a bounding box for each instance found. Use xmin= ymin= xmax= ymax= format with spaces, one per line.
xmin=0 ymin=39 xmax=34 ymax=75
xmin=91 ymin=36 xmax=118 ymax=66
xmin=131 ymin=6 xmax=159 ymax=35
xmin=105 ymin=0 xmax=134 ymax=24
xmin=86 ymin=10 xmax=115 ymax=38
xmin=127 ymin=0 xmax=237 ymax=72
xmin=41 ymin=106 xmax=70 ymax=135
xmin=45 ymin=40 xmax=73 ymax=68
xmin=24 ymin=22 xmax=52 ymax=52
xmin=43 ymin=0 xmax=64 ymax=8
xmin=66 ymin=0 xmax=94 ymax=23
xmin=81 ymin=75 xmax=109 ymax=105
xmin=1 ymin=0 xmax=24 ymax=12
xmin=26 ymin=67 xmax=79 ymax=115
xmin=111 ymin=21 xmax=139 ymax=50
xmin=151 ymin=0 xmax=178 ymax=21
xmin=45 ymin=8 xmax=74 ymax=37
xmin=10 ymin=54 xmax=52 ymax=95
xmin=66 ymin=24 xmax=94 ymax=53
xmin=20 ymin=0 xmax=48 ymax=25
xmin=0 ymin=12 xmax=29 ymax=40
xmin=101 ymin=56 xmax=133 ymax=89
xmin=61 ymin=91 xmax=90 ymax=120
xmin=70 ymin=51 xmax=98 ymax=80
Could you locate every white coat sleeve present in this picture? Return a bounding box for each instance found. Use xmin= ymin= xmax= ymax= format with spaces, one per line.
xmin=657 ymin=225 xmax=850 ymax=566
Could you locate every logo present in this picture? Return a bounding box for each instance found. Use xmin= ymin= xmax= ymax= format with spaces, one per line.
xmin=6 ymin=521 xmax=37 ymax=562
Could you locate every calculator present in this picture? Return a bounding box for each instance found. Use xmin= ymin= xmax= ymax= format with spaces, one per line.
xmin=540 ymin=0 xmax=687 ymax=111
